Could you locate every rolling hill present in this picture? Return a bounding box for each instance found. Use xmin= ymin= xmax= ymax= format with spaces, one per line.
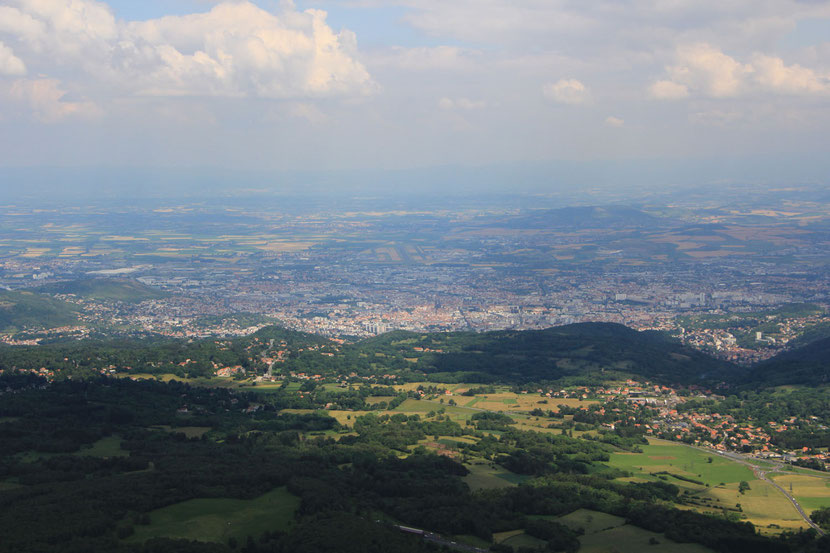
xmin=34 ymin=278 xmax=167 ymax=303
xmin=745 ymin=336 xmax=830 ymax=387
xmin=0 ymin=289 xmax=80 ymax=332
xmin=358 ymin=322 xmax=740 ymax=385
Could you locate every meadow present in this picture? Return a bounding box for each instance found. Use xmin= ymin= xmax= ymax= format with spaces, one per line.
xmin=127 ymin=487 xmax=299 ymax=545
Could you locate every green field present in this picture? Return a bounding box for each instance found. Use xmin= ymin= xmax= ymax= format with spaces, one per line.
xmin=556 ymin=509 xmax=626 ymax=535
xmin=577 ymin=523 xmax=715 ymax=553
xmin=607 ymin=440 xmax=815 ymax=533
xmin=608 ymin=439 xmax=754 ymax=487
xmin=463 ymin=461 xmax=529 ymax=490
xmin=75 ymin=436 xmax=128 ymax=458
xmin=392 ymin=398 xmax=480 ymax=422
xmin=127 ymin=487 xmax=299 ymax=544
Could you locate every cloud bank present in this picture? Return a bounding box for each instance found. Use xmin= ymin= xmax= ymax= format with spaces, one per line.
xmin=0 ymin=0 xmax=375 ymax=120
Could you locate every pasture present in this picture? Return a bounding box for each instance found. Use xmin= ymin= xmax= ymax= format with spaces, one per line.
xmin=608 ymin=439 xmax=754 ymax=487
xmin=75 ymin=436 xmax=128 ymax=458
xmin=577 ymin=523 xmax=716 ymax=553
xmin=556 ymin=509 xmax=625 ymax=535
xmin=770 ymin=473 xmax=830 ymax=513
xmin=695 ymin=479 xmax=807 ymax=532
xmin=462 ymin=461 xmax=528 ymax=491
xmin=126 ymin=487 xmax=299 ymax=545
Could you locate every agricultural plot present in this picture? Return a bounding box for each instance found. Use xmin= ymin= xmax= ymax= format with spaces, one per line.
xmin=608 ymin=439 xmax=755 ymax=487
xmin=461 ymin=393 xmax=595 ymax=413
xmin=770 ymin=473 xmax=830 ymax=513
xmin=695 ymin=479 xmax=807 ymax=533
xmin=392 ymin=398 xmax=479 ymax=422
xmin=577 ymin=523 xmax=715 ymax=553
xmin=556 ymin=509 xmax=625 ymax=535
xmin=462 ymin=461 xmax=528 ymax=491
xmin=608 ymin=440 xmax=812 ymax=533
xmin=126 ymin=487 xmax=299 ymax=545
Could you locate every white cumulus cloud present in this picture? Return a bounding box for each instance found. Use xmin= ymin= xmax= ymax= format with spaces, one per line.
xmin=0 ymin=0 xmax=376 ymax=103
xmin=8 ymin=78 xmax=99 ymax=122
xmin=651 ymin=43 xmax=829 ymax=99
xmin=543 ymin=78 xmax=589 ymax=104
xmin=605 ymin=116 xmax=624 ymax=127
xmin=649 ymin=80 xmax=689 ymax=100
xmin=0 ymin=41 xmax=25 ymax=75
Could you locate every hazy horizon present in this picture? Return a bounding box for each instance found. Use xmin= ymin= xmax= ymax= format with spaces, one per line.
xmin=1 ymin=0 xmax=829 ymax=192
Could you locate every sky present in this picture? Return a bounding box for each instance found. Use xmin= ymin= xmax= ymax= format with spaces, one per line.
xmin=0 ymin=0 xmax=829 ymax=189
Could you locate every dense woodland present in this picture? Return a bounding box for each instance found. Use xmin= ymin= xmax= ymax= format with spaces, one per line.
xmin=1 ymin=322 xmax=829 ymax=552
xmin=1 ymin=374 xmax=828 ymax=553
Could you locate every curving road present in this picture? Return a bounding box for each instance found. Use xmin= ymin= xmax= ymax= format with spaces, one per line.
xmin=703 ymin=448 xmax=826 ymax=536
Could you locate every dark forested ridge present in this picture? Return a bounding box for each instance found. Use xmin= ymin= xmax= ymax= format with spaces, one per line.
xmin=744 ymin=336 xmax=830 ymax=387
xmin=0 ymin=322 xmax=741 ymax=386
xmin=6 ymin=319 xmax=830 ymax=389
xmin=361 ymin=323 xmax=741 ymax=385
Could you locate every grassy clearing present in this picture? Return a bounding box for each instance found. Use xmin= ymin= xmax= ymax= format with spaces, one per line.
xmin=462 ymin=461 xmax=528 ymax=491
xmin=150 ymin=426 xmax=212 ymax=438
xmin=608 ymin=439 xmax=754 ymax=487
xmin=501 ymin=532 xmax=547 ymax=549
xmin=493 ymin=529 xmax=524 ymax=543
xmin=577 ymin=523 xmax=715 ymax=553
xmin=392 ymin=398 xmax=479 ymax=422
xmin=127 ymin=487 xmax=299 ymax=545
xmin=453 ymin=534 xmax=493 ymax=548
xmin=75 ymin=436 xmax=128 ymax=458
xmin=556 ymin=509 xmax=625 ymax=535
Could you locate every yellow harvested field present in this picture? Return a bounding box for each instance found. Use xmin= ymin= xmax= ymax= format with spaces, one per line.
xmin=254 ymin=242 xmax=315 ymax=252
xmin=21 ymin=248 xmax=50 ymax=257
xmin=696 ymin=480 xmax=808 ymax=533
xmin=684 ymin=250 xmax=743 ymax=258
xmin=770 ymin=473 xmax=830 ymax=513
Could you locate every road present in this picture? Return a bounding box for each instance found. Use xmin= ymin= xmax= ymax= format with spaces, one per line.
xmin=700 ymin=447 xmax=826 ymax=535
xmin=392 ymin=524 xmax=488 ymax=553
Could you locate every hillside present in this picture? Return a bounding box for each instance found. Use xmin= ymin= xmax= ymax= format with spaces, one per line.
xmin=746 ymin=336 xmax=830 ymax=387
xmin=34 ymin=278 xmax=166 ymax=303
xmin=0 ymin=289 xmax=80 ymax=332
xmin=359 ymin=323 xmax=739 ymax=385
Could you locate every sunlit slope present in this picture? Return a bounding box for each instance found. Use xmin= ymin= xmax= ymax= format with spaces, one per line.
xmin=0 ymin=289 xmax=80 ymax=332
